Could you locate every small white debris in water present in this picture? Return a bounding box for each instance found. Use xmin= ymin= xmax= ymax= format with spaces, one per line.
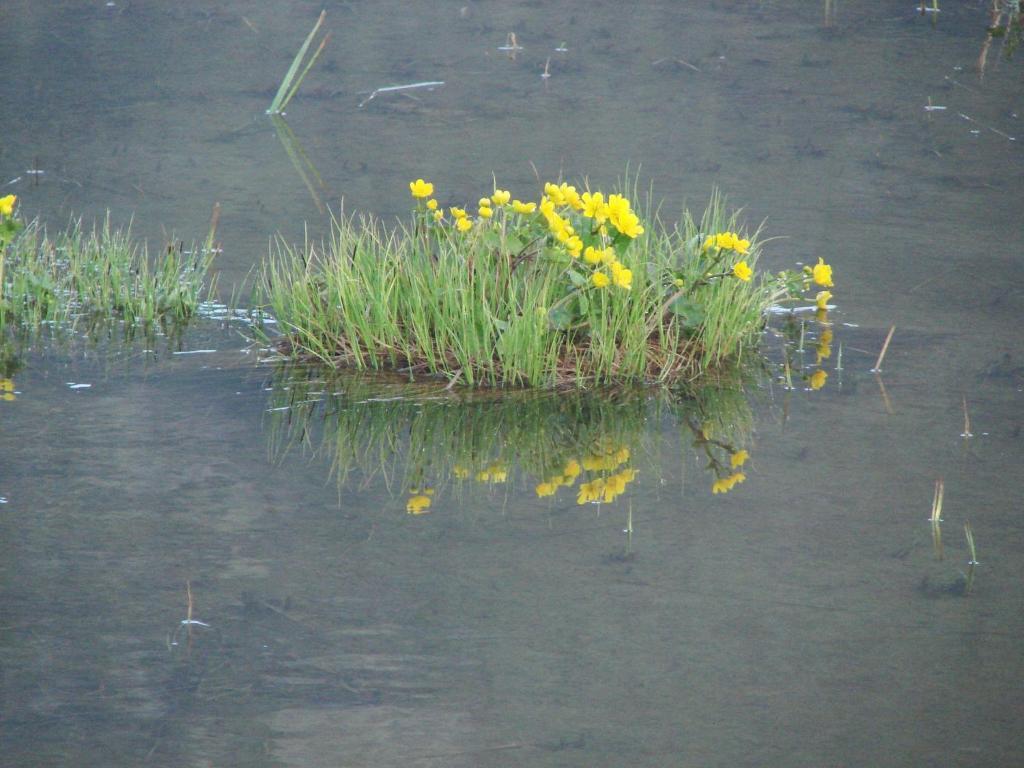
xmin=180 ymin=619 xmax=211 ymax=627
xmin=924 ymin=105 xmax=946 ymax=111
xmin=66 ymin=383 xmax=92 ymax=389
xmin=0 ymin=497 xmax=8 ymax=504
xmin=172 ymin=349 xmax=217 ymax=355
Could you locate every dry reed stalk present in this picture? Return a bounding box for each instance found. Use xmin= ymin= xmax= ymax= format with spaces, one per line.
xmin=871 ymin=325 xmax=895 ymax=372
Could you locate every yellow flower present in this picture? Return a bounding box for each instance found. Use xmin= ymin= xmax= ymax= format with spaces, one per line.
xmin=732 ymin=260 xmax=753 ymax=282
xmin=553 ymin=222 xmax=575 ymax=243
xmin=406 ymin=494 xmax=432 ymax=514
xmin=0 ymin=379 xmax=13 ymax=392
xmin=456 ymin=217 xmax=473 ymax=233
xmin=535 ymin=481 xmax=557 ymax=498
xmin=409 ymin=179 xmax=434 ymax=199
xmin=712 ymin=471 xmax=746 ymax=494
xmin=592 ymin=271 xmax=610 ymax=289
xmin=730 ymin=449 xmax=749 ymax=468
xmin=815 ymin=290 xmax=832 ymax=310
xmin=543 ymin=183 xmax=566 ymax=206
xmin=491 ymin=189 xmax=511 ymax=206
xmin=581 ymin=191 xmax=607 ymax=221
xmin=609 ymin=209 xmax=644 ymax=238
xmin=577 ymin=479 xmax=605 ymax=505
xmin=453 ymin=464 xmax=470 ymax=479
xmin=561 ymin=184 xmax=583 ymax=211
xmin=433 ymin=210 xmax=444 ymax=222
xmin=512 ymin=199 xmax=536 ymax=214
xmin=478 ymin=205 xmax=493 ymax=219
xmin=426 ymin=198 xmax=439 ymax=210
xmin=816 ymin=329 xmax=832 ymax=362
xmin=809 ymin=369 xmax=828 ymax=390
xmin=450 ymin=206 xmax=467 ymax=219
xmin=562 ymin=459 xmax=581 ymax=480
xmin=812 ymin=258 xmax=834 ymax=288
xmin=565 ymin=235 xmax=582 ymax=257
xmin=610 ymin=261 xmax=632 ymax=290
xmin=0 ymin=194 xmax=16 ymax=216
xmin=583 ymin=246 xmax=603 ymax=264
xmin=2 ymin=393 xmax=14 ymax=402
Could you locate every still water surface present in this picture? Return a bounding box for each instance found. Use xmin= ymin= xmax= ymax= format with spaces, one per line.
xmin=2 ymin=2 xmax=1023 ymax=766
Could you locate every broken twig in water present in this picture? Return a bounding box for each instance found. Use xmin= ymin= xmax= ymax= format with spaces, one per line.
xmin=358 ymin=81 xmax=445 ymax=108
xmin=870 ymin=325 xmax=895 ymax=372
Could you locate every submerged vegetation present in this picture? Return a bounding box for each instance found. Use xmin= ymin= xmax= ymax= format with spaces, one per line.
xmin=260 ymin=179 xmax=836 ymax=388
xmin=0 ymin=197 xmax=216 ymax=341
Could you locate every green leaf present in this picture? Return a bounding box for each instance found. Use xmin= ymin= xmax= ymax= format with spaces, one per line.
xmin=567 ymin=269 xmax=587 ymax=288
xmin=548 ymin=304 xmax=576 ymax=330
xmin=668 ymin=296 xmax=705 ymax=328
xmin=479 ymin=229 xmax=502 ymax=252
xmin=576 ymin=292 xmax=589 ymax=316
xmin=506 ymin=233 xmax=527 ymax=254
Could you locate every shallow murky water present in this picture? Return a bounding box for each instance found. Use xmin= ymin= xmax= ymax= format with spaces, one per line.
xmin=2 ymin=2 xmax=1023 ymax=766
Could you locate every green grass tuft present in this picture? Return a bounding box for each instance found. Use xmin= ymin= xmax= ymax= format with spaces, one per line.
xmin=0 ymin=216 xmax=216 ymax=337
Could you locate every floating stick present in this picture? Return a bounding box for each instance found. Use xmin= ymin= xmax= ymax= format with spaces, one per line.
xmin=870 ymin=325 xmax=895 ymax=372
xmin=358 ymin=80 xmax=445 ymax=108
xmin=961 ymin=395 xmax=973 ymax=438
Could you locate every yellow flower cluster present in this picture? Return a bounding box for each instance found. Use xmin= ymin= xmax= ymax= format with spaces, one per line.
xmin=577 ymin=468 xmax=637 ymax=505
xmin=712 ymin=471 xmax=746 ymax=494
xmin=704 ymin=231 xmax=750 ymax=254
xmin=407 ymin=178 xmax=637 ymax=292
xmin=534 ymin=458 xmax=582 ymax=497
xmin=581 ymin=444 xmax=630 ymax=472
xmin=531 ymin=441 xmax=638 ymax=505
xmin=0 ymin=194 xmax=16 ymax=217
xmin=702 ymin=230 xmax=754 ymax=283
xmin=1 ymin=378 xmax=15 ymax=402
xmin=406 ymin=487 xmax=434 ymax=514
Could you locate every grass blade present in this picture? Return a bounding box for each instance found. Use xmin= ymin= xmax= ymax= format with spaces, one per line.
xmin=268 ymin=10 xmax=326 ymax=115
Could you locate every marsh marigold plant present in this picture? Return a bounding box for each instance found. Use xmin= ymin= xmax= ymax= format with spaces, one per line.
xmin=260 ymin=177 xmax=836 ymax=387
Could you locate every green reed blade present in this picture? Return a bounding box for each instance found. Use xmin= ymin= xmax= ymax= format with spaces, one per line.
xmin=268 ymin=10 xmax=326 ymax=115
xmin=280 ymin=32 xmax=331 ymax=115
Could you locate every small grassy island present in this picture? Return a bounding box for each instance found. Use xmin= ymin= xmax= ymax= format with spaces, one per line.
xmin=0 ymin=184 xmax=835 ymax=390
xmin=260 ymin=179 xmax=835 ymax=387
